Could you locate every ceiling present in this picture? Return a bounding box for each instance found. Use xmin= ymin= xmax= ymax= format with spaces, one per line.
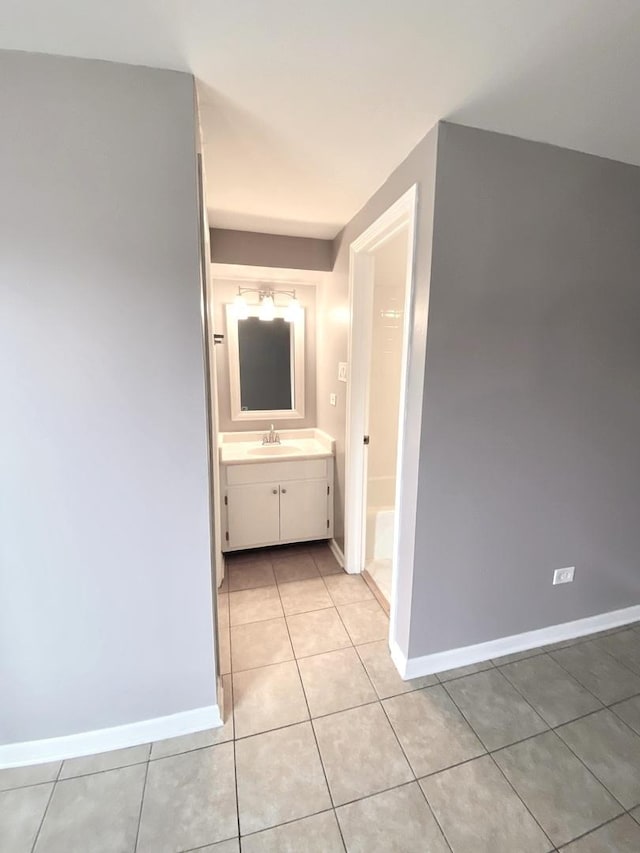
xmin=2 ymin=1 xmax=640 ymax=238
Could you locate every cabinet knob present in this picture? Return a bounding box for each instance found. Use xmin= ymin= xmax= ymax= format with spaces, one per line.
xmin=272 ymin=489 xmax=278 ymax=495
xmin=281 ymin=488 xmax=287 ymax=494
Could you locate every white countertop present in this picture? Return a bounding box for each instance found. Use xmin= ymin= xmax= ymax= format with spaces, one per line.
xmin=219 ymin=428 xmax=335 ymax=465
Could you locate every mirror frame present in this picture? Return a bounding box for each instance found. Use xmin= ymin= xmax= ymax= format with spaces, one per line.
xmin=225 ymin=303 xmax=305 ymax=422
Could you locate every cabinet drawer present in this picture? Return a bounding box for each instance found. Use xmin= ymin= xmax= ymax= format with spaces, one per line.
xmin=225 ymin=458 xmax=329 ymax=485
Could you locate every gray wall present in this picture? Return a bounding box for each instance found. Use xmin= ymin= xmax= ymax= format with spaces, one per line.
xmin=0 ymin=51 xmax=217 ymax=745
xmin=323 ymin=119 xmax=640 ymax=662
xmin=211 ymin=228 xmax=333 ymax=271
xmin=213 ymin=278 xmax=317 ymax=432
xmin=408 ymin=122 xmax=640 ymax=656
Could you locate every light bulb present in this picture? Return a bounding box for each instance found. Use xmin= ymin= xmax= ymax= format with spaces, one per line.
xmin=284 ymin=296 xmax=301 ymax=323
xmin=233 ymin=293 xmax=249 ymax=320
xmin=259 ymin=294 xmax=275 ymax=321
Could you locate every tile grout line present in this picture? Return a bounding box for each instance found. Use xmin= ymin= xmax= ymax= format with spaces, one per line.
xmin=227 ymin=616 xmax=242 ymax=848
xmin=550 ymin=812 xmax=635 ymax=850
xmin=549 ymin=639 xmax=640 ymax=705
xmin=375 ymin=693 xmax=455 ymax=853
xmin=236 ymin=806 xmax=339 ymax=846
xmin=497 ymin=663 xmax=607 ymax=732
xmin=443 ymin=661 xmax=640 ymax=843
xmin=273 ymin=561 xmax=349 ymax=852
xmin=132 ymin=758 xmax=150 ymax=853
xmin=545 ymin=648 xmax=623 ymax=706
xmin=28 ymin=761 xmax=61 ymax=853
xmin=439 ymin=673 xmax=556 ymax=851
xmin=548 ymin=725 xmax=630 ymax=816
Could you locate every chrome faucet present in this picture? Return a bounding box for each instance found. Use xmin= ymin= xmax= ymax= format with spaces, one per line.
xmin=262 ymin=424 xmax=281 ymax=445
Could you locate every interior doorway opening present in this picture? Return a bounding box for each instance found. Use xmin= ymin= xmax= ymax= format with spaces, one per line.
xmin=344 ymin=185 xmax=422 ymax=672
xmin=362 ymin=227 xmax=409 ymax=608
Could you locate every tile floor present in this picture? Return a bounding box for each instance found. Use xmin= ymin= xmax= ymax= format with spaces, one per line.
xmin=4 ymin=542 xmax=640 ymax=851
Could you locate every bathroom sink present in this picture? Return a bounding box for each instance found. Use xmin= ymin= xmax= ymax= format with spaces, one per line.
xmin=246 ymin=444 xmax=304 ymax=457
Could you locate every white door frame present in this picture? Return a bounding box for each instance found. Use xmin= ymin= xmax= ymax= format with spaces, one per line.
xmin=344 ymin=184 xmax=424 ymax=668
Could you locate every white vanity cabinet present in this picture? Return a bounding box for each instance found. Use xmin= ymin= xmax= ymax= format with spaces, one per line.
xmin=221 ymin=457 xmax=334 ymax=551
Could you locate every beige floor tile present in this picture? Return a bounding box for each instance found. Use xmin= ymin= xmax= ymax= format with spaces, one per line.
xmin=593 ymin=629 xmax=640 ymax=674
xmin=356 ymin=640 xmax=437 ymax=699
xmin=444 ymin=668 xmax=548 ymax=750
xmin=218 ymin=593 xmax=230 ymax=629
xmin=287 ymin=608 xmax=351 ymax=658
xmin=437 ymin=660 xmax=494 ymax=681
xmin=557 ymin=709 xmax=640 ymax=808
xmin=219 ymin=625 xmax=231 ymax=675
xmin=229 ymin=585 xmax=283 ymax=626
xmin=233 ymin=660 xmax=309 ymax=738
xmin=235 ymin=722 xmax=330 ymax=835
xmin=151 ymin=674 xmax=234 ymax=758
xmin=138 ymin=743 xmax=237 ymax=853
xmin=241 ymin=810 xmax=344 ymax=852
xmin=60 ymin=743 xmax=150 ymax=779
xmin=228 ymin=561 xmax=276 ymax=592
xmin=323 ymin=573 xmax=373 ymax=606
xmin=550 ymin=642 xmax=640 ymax=704
xmin=35 ymin=764 xmax=146 ymax=853
xmin=337 ymin=600 xmax=388 ymax=645
xmin=0 ymin=784 xmax=53 ymax=853
xmin=499 ymin=654 xmax=603 ymax=727
xmin=383 ymin=685 xmax=485 ymax=776
xmin=298 ymin=647 xmax=377 ymax=717
xmin=311 ymin=547 xmax=343 ymax=575
xmin=420 ymin=755 xmax=551 ymax=853
xmin=0 ymin=761 xmax=60 ymax=792
xmin=231 ymin=617 xmax=293 ymax=672
xmin=337 ymin=782 xmax=449 ymax=853
xmin=611 ymin=694 xmax=640 ymax=734
xmin=494 ymin=731 xmax=621 ymax=847
xmin=631 ymin=805 xmax=640 ymax=824
xmin=491 ymin=648 xmax=545 ymax=666
xmin=273 ymin=554 xmax=319 ymax=583
xmin=313 ymin=702 xmax=412 ymax=806
xmin=190 ymin=840 xmax=239 ymax=852
xmin=278 ymin=577 xmax=333 ymax=615
xmin=559 ymin=814 xmax=640 ymax=852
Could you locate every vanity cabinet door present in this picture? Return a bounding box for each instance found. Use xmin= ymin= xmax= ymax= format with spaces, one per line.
xmin=279 ymin=479 xmax=329 ymax=542
xmin=226 ymin=482 xmax=280 ymax=549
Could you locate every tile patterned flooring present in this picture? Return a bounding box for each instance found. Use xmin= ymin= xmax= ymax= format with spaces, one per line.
xmin=3 ymin=543 xmax=640 ymax=852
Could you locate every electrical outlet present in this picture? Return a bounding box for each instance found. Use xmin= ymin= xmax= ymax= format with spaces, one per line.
xmin=338 ymin=362 xmax=348 ymax=382
xmin=553 ymin=567 xmax=575 ymax=585
xmin=329 ymin=393 xmax=337 ymax=406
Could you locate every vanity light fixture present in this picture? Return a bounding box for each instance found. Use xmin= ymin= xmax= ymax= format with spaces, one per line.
xmin=283 ymin=295 xmax=301 ymax=323
xmin=258 ymin=293 xmax=276 ymax=322
xmin=231 ymin=285 xmax=302 ymax=323
xmin=233 ymin=292 xmax=249 ymax=320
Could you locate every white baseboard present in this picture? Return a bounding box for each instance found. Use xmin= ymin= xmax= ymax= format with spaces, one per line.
xmin=0 ymin=704 xmax=222 ymax=769
xmin=329 ymin=538 xmax=345 ymax=569
xmin=392 ymin=604 xmax=640 ymax=681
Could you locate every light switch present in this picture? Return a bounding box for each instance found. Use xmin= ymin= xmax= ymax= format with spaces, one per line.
xmin=338 ymin=362 xmax=348 ymax=382
xmin=330 ymin=393 xmax=337 ymax=406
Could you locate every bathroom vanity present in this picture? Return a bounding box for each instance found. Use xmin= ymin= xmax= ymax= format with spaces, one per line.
xmin=219 ymin=429 xmax=335 ymax=551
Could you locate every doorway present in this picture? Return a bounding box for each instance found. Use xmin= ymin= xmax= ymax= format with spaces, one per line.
xmin=344 ymin=185 xmax=423 ymax=671
xmin=363 ymin=227 xmax=409 ymax=607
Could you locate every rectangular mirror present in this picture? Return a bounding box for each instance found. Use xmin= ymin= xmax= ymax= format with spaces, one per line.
xmin=226 ymin=304 xmax=305 ymax=421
